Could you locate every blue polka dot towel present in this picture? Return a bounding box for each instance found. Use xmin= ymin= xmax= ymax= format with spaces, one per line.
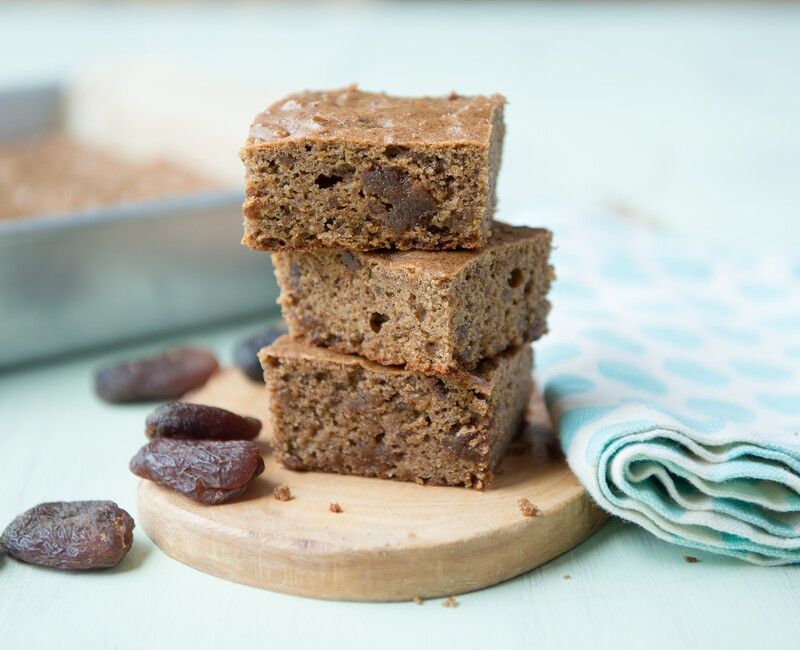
xmin=521 ymin=207 xmax=800 ymax=565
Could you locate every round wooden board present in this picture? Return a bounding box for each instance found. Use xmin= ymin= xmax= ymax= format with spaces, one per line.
xmin=137 ymin=368 xmax=606 ymax=602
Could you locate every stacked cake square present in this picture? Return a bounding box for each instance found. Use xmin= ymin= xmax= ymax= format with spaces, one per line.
xmin=241 ymin=86 xmax=553 ymax=489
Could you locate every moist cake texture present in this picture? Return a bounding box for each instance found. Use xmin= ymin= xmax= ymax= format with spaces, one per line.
xmin=241 ymin=86 xmax=505 ymax=251
xmin=259 ymin=336 xmax=533 ymax=489
xmin=273 ymin=222 xmax=553 ymax=374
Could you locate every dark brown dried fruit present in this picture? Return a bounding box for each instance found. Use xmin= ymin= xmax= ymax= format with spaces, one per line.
xmin=360 ymin=166 xmax=438 ymax=233
xmin=233 ymin=324 xmax=288 ymax=382
xmin=340 ymin=251 xmax=360 ymax=270
xmin=145 ymin=402 xmax=261 ymax=441
xmin=0 ymin=501 xmax=134 ymax=570
xmin=130 ymin=439 xmax=264 ymax=505
xmin=94 ymin=347 xmax=219 ymax=403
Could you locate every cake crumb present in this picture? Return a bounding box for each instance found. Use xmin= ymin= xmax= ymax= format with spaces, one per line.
xmin=273 ymin=485 xmax=292 ymax=501
xmin=413 ymin=596 xmax=424 ymax=605
xmin=563 ymin=574 xmax=572 ymax=580
xmin=518 ymin=497 xmax=540 ymax=517
xmin=329 ymin=502 xmax=343 ymax=513
xmin=442 ymin=596 xmax=458 ymax=608
xmin=684 ymin=555 xmax=700 ymax=564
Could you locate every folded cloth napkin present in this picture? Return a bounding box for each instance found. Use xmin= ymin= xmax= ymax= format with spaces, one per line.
xmin=523 ymin=207 xmax=800 ymax=565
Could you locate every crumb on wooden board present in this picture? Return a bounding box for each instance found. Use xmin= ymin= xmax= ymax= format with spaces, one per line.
xmin=518 ymin=497 xmax=540 ymax=517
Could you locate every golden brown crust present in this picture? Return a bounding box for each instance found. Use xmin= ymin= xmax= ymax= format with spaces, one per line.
xmin=264 ymin=335 xmax=509 ymax=391
xmin=247 ymin=86 xmax=505 ymax=146
xmin=358 ymin=222 xmax=550 ymax=278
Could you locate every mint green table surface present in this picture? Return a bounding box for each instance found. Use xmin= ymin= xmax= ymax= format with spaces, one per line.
xmin=1 ymin=318 xmax=799 ymax=650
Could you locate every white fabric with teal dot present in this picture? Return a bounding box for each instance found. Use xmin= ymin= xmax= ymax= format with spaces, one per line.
xmin=520 ymin=207 xmax=800 ymax=565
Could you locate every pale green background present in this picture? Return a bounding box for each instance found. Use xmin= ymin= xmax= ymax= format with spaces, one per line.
xmin=1 ymin=3 xmax=799 ymax=649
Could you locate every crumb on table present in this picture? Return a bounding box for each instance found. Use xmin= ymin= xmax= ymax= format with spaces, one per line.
xmin=273 ymin=485 xmax=292 ymax=501
xmin=329 ymin=502 xmax=343 ymax=513
xmin=442 ymin=596 xmax=458 ymax=608
xmin=413 ymin=596 xmax=424 ymax=605
xmin=684 ymin=555 xmax=700 ymax=564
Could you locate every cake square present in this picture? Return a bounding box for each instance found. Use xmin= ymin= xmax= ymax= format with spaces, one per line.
xmin=259 ymin=336 xmax=533 ymax=489
xmin=241 ymin=86 xmax=505 ymax=251
xmin=272 ymin=222 xmax=553 ymax=374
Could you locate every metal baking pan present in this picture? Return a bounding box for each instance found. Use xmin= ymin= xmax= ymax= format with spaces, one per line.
xmin=0 ymin=83 xmax=279 ymax=369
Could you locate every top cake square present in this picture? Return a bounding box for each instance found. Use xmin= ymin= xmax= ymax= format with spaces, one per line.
xmin=240 ymin=86 xmax=505 ymax=251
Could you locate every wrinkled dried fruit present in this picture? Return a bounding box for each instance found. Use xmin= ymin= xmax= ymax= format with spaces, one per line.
xmin=360 ymin=166 xmax=439 ymax=233
xmin=94 ymin=347 xmax=219 ymax=403
xmin=233 ymin=323 xmax=288 ymax=382
xmin=0 ymin=501 xmax=134 ymax=570
xmin=145 ymin=402 xmax=261 ymax=441
xmin=130 ymin=439 xmax=264 ymax=504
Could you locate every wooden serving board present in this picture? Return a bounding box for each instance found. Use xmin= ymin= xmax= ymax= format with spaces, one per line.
xmin=137 ymin=368 xmax=606 ymax=601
